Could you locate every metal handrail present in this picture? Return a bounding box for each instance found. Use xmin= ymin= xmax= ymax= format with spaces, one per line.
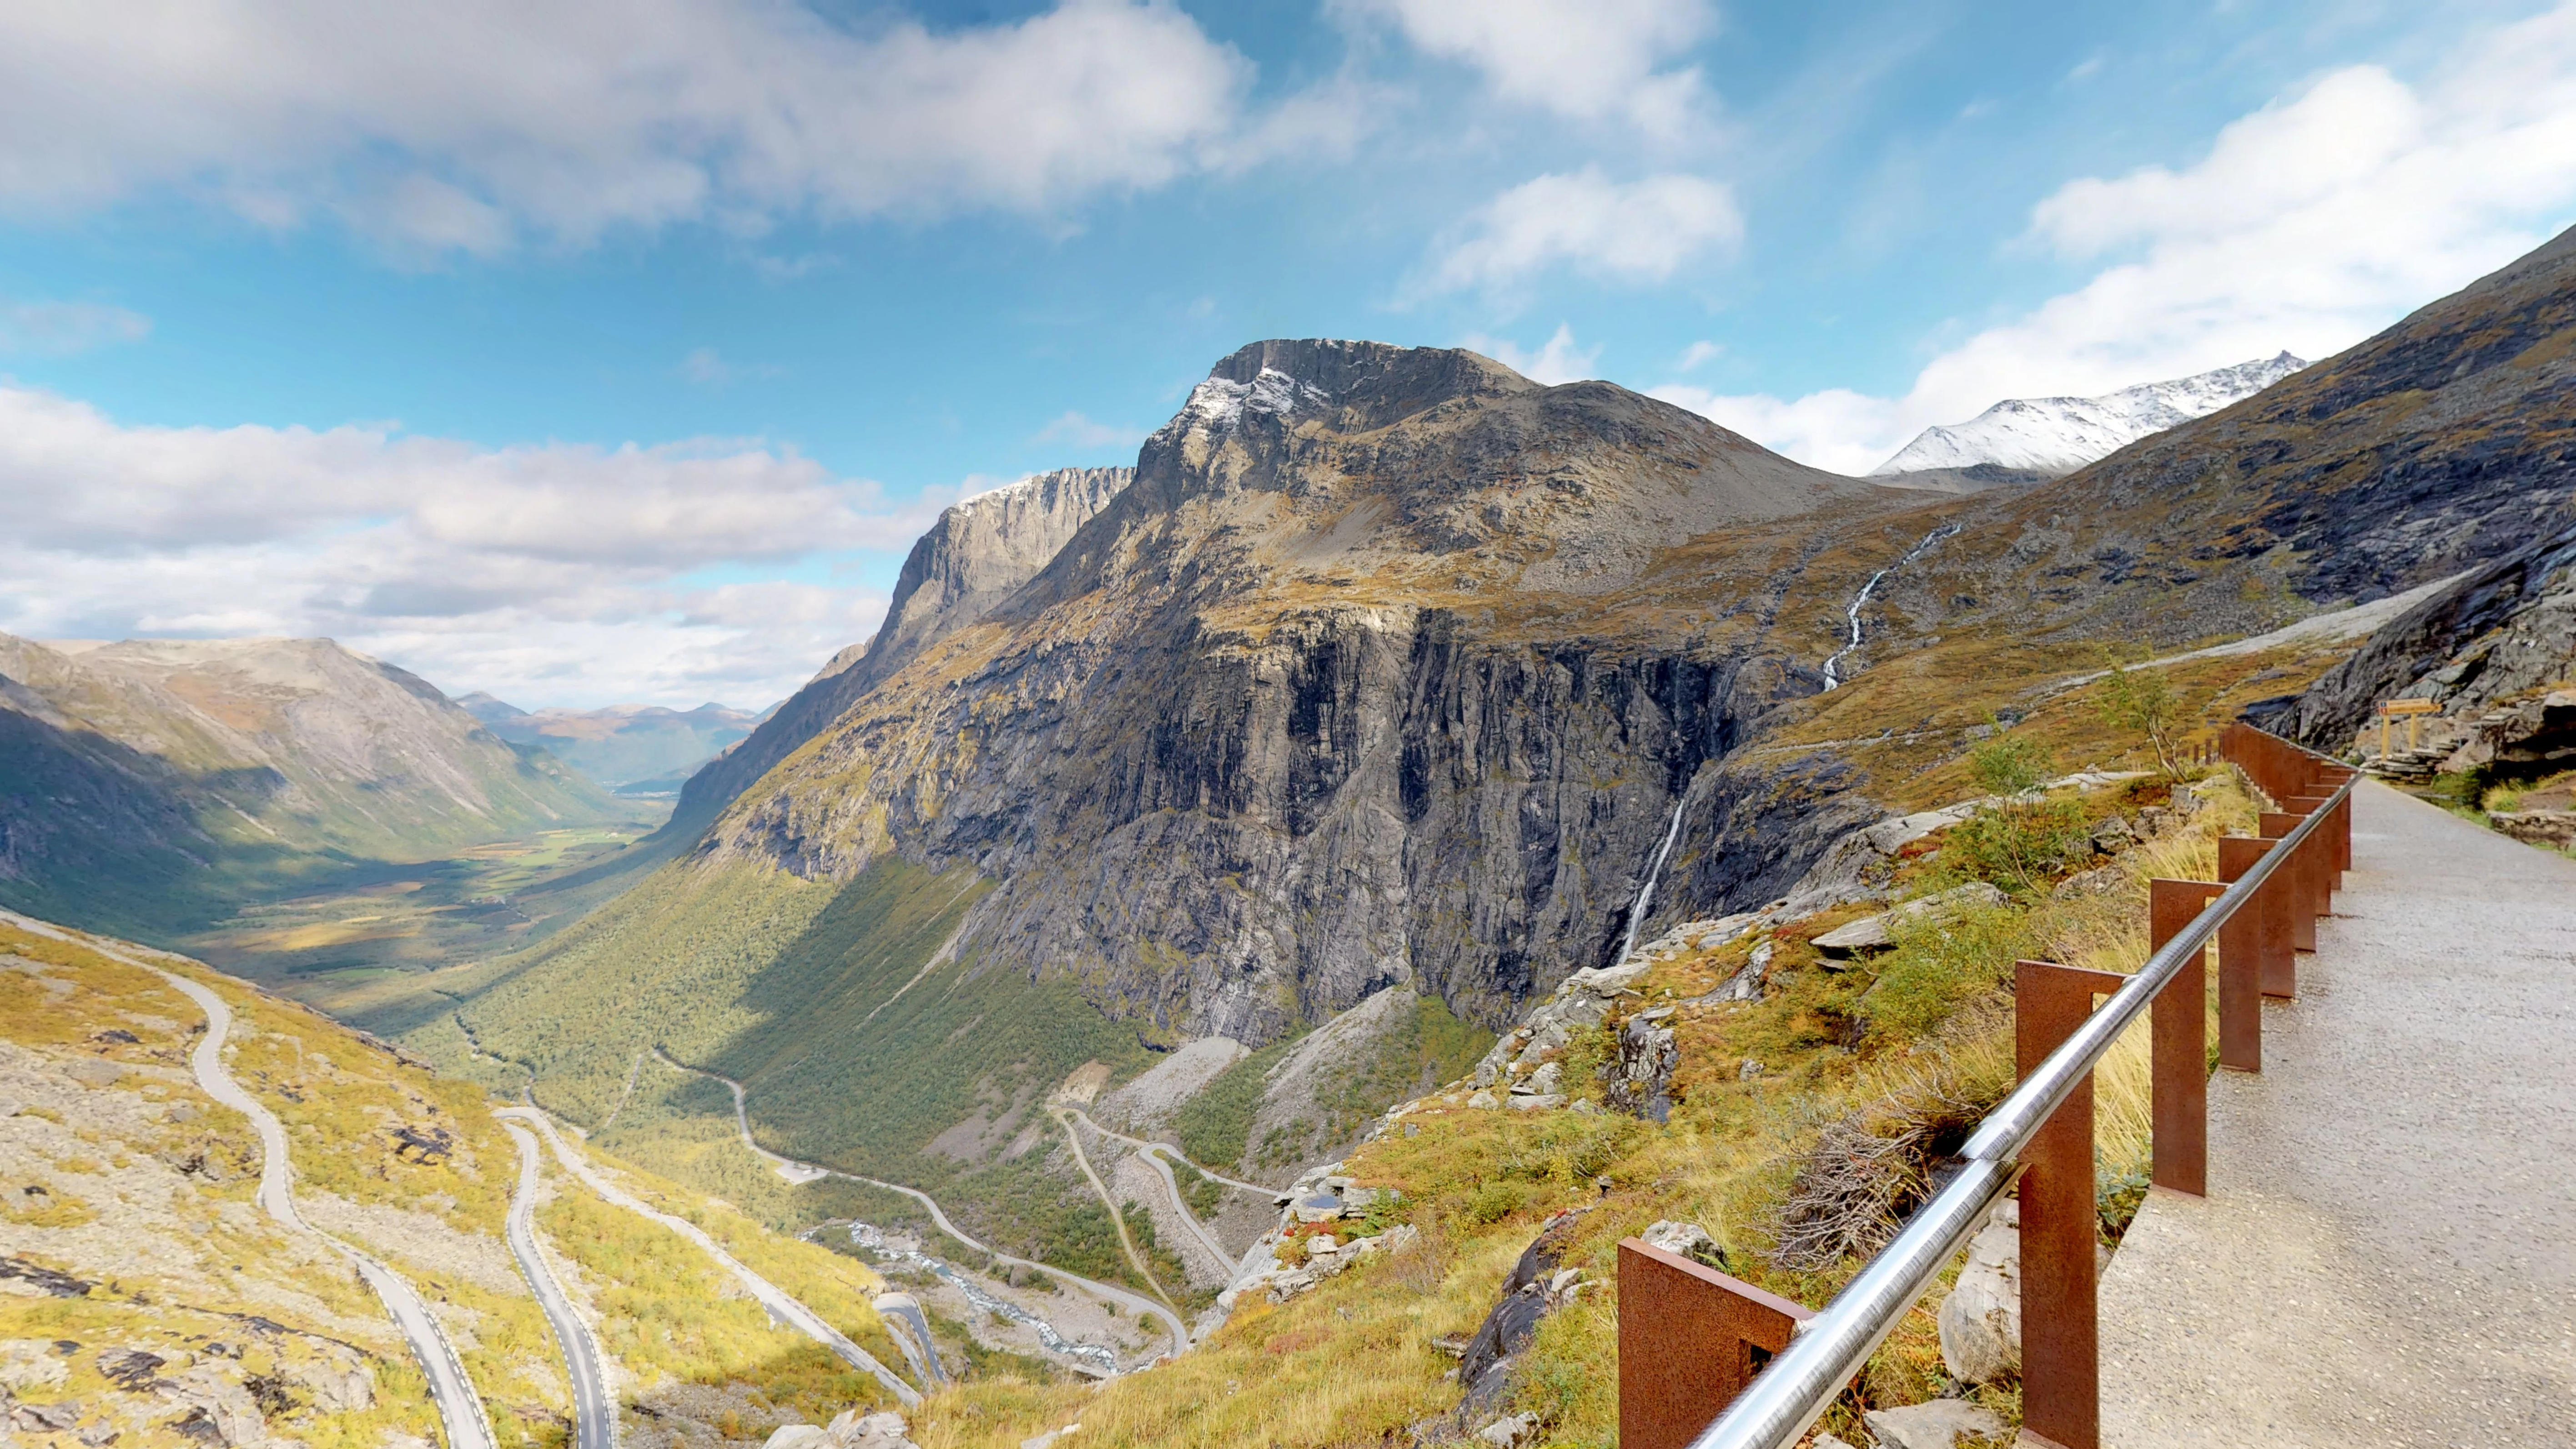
xmin=1689 ymin=750 xmax=2357 ymax=1449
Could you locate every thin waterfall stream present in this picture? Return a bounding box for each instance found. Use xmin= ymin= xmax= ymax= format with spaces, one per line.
xmin=1614 ymin=790 xmax=1693 ymax=966
xmin=1821 ymin=523 xmax=1962 ymax=689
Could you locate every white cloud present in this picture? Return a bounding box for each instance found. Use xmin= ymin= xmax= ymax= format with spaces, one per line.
xmin=0 ymin=0 xmax=1252 ymax=254
xmin=1032 ymin=410 xmax=1145 ymax=448
xmin=0 ymin=382 xmax=964 ymax=707
xmin=1654 ymin=3 xmax=2576 ymax=473
xmin=1461 ymin=323 xmax=1601 ymax=384
xmin=1675 ymin=339 xmax=1724 ymax=370
xmin=1427 ymin=168 xmax=1741 ymax=294
xmin=0 ymin=298 xmax=151 ymax=355
xmin=677 ymin=347 xmax=782 ymax=387
xmin=1338 ymin=0 xmax=1714 ymax=139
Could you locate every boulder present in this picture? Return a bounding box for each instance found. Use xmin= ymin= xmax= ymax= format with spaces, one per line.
xmin=2090 ymin=815 xmax=2138 ymax=854
xmin=1861 ymin=1399 xmax=2008 ymax=1449
xmin=1936 ymin=1199 xmax=2020 ymax=1385
xmin=1474 ymin=1412 xmax=1540 ymax=1448
xmin=1780 ymin=803 xmax=1980 ymax=915
xmin=1638 ymin=1220 xmax=1724 ymax=1269
xmin=822 ymin=1410 xmax=918 ymax=1449
xmin=1467 ymin=1090 xmax=1500 ymax=1109
xmin=765 ymin=1426 xmax=828 ymax=1449
xmin=1514 ymin=1062 xmax=1563 ymax=1096
xmin=1504 ymin=1094 xmax=1565 ymax=1111
xmin=285 ymin=1349 xmax=372 ymax=1412
xmin=2493 ymin=810 xmax=2576 ymax=848
xmin=61 ymin=1059 xmax=123 ymax=1088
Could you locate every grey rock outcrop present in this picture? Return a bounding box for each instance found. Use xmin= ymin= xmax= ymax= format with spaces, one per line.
xmin=1603 ymin=1008 xmax=1677 ymax=1122
xmin=1862 ymin=1399 xmax=2009 ymax=1449
xmin=1937 ymin=1198 xmax=2022 ymax=1384
xmin=1812 ymin=882 xmax=2008 ymax=959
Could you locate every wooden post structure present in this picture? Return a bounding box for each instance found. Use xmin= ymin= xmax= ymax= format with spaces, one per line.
xmin=2016 ymin=959 xmax=2127 ymax=1449
xmin=1616 ymin=1240 xmax=1811 ymax=1449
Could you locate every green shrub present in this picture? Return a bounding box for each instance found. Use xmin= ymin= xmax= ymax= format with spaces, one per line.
xmin=1864 ymin=899 xmax=2036 ymax=1041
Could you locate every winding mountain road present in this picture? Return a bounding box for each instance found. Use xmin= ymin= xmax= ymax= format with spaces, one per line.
xmin=497 ymin=1107 xmax=921 ymax=1408
xmin=1057 ymin=1111 xmax=1238 ymax=1280
xmin=0 ymin=911 xmax=500 ymax=1449
xmin=499 ymin=1122 xmax=613 ymax=1449
xmin=129 ymin=949 xmax=498 ymax=1449
xmin=1051 ymin=1109 xmax=1181 ymax=1312
xmin=658 ymin=1053 xmax=1191 ymax=1354
xmin=1059 ymin=1107 xmax=1283 ymax=1196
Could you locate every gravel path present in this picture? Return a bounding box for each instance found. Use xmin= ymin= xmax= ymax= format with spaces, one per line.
xmin=2099 ymin=781 xmax=2576 ymax=1445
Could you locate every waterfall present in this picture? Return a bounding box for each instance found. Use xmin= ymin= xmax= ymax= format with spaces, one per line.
xmin=1821 ymin=523 xmax=1962 ymax=690
xmin=1615 ymin=793 xmax=1692 ymax=966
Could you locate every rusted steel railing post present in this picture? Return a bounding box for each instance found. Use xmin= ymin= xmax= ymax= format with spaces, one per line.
xmin=2214 ymin=836 xmax=2275 ymax=1069
xmin=2258 ymin=812 xmax=2319 ymax=952
xmin=2015 ymin=960 xmax=2127 ymax=1449
xmin=1616 ymin=1239 xmax=1812 ymax=1449
xmin=2148 ymin=880 xmax=2221 ymax=1195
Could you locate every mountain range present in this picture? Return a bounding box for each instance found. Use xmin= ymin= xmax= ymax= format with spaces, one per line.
xmin=7 ymin=223 xmax=2576 ymax=1449
xmin=420 ymin=227 xmax=2576 ymax=1289
xmin=458 ymin=695 xmax=773 ymax=794
xmin=1873 ymin=351 xmax=2308 ymax=478
xmin=0 ymin=634 xmax=625 ymax=935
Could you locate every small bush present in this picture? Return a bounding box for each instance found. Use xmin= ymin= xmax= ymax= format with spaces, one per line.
xmin=1863 ymin=900 xmax=2036 ymax=1043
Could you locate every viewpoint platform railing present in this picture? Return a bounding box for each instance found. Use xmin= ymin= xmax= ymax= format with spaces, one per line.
xmin=1616 ymin=723 xmax=2355 ymax=1449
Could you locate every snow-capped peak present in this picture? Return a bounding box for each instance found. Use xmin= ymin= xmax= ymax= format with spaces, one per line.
xmin=1872 ymin=352 xmax=2307 ymax=478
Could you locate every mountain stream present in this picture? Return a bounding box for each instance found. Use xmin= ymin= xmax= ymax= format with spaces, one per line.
xmin=1821 ymin=523 xmax=1963 ymax=689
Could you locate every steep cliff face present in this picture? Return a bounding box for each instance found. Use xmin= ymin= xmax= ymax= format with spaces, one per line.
xmin=695 ymin=341 xmax=1910 ymax=1038
xmin=663 ymin=466 xmax=1132 ymax=843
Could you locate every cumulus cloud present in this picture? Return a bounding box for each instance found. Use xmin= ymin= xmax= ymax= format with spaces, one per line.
xmin=1338 ymin=0 xmax=1714 ymax=139
xmin=0 ymin=383 xmax=959 ymax=706
xmin=1655 ymin=3 xmax=2576 ymax=474
xmin=0 ymin=297 xmax=150 ymax=354
xmin=1461 ymin=323 xmax=1600 ymax=384
xmin=0 ymin=0 xmax=1252 ymax=254
xmin=1427 ymin=168 xmax=1741 ymax=295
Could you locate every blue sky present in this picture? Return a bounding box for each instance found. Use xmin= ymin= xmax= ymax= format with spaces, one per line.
xmin=3 ymin=0 xmax=2573 ymax=707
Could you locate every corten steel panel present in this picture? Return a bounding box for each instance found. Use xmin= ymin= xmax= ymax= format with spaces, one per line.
xmin=2289 ymin=796 xmax=2334 ymax=906
xmin=2259 ymin=812 xmax=2319 ymax=952
xmin=2148 ymin=879 xmax=2222 ymax=1196
xmin=2016 ymin=959 xmax=2127 ymax=1449
xmin=2214 ymin=836 xmax=2275 ymax=1072
xmin=1616 ymin=1238 xmax=1811 ymax=1449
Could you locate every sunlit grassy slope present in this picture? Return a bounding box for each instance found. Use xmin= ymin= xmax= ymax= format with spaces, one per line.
xmin=0 ymin=913 xmax=911 ymax=1449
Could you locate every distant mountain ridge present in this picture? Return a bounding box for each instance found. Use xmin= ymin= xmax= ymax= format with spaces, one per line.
xmin=0 ymin=634 xmax=622 ymax=934
xmin=458 ymin=694 xmax=771 ymax=790
xmin=1874 ymin=352 xmax=2307 ymax=477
